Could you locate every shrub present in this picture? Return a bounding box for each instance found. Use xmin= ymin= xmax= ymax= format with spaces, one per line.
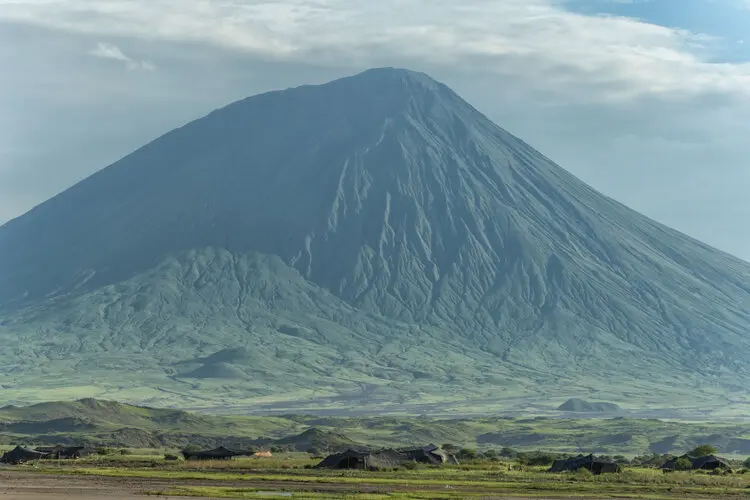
xmin=526 ymin=453 xmax=558 ymax=466
xmin=743 ymin=457 xmax=750 ymax=469
xmin=457 ymin=448 xmax=477 ymax=460
xmin=574 ymin=467 xmax=593 ymax=479
xmin=402 ymin=461 xmax=418 ymax=470
xmin=119 ymin=449 xmax=132 ymax=455
xmin=632 ymin=453 xmax=670 ymax=467
xmin=674 ymin=457 xmax=693 ymax=471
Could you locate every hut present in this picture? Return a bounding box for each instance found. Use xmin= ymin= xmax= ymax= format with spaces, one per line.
xmin=315 ymin=449 xmax=406 ymax=470
xmin=661 ymin=455 xmax=732 ymax=472
xmin=400 ymin=444 xmax=459 ymax=465
xmin=0 ymin=446 xmax=48 ymax=465
xmin=181 ymin=446 xmax=254 ymax=461
xmin=548 ymin=454 xmax=621 ymax=475
xmin=37 ymin=445 xmax=92 ymax=459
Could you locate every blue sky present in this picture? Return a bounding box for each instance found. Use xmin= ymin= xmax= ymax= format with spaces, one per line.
xmin=565 ymin=0 xmax=750 ymax=62
xmin=1 ymin=0 xmax=749 ymax=259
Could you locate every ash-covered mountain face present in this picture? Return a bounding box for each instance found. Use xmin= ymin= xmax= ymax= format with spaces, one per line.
xmin=2 ymin=67 xmax=750 ymax=409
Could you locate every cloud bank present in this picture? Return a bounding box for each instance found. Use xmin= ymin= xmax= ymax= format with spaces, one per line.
xmin=0 ymin=0 xmax=747 ymax=98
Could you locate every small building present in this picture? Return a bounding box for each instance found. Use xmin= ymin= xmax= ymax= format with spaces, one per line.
xmin=400 ymin=444 xmax=459 ymax=465
xmin=0 ymin=446 xmax=48 ymax=465
xmin=548 ymin=454 xmax=621 ymax=475
xmin=661 ymin=455 xmax=732 ymax=472
xmin=37 ymin=446 xmax=92 ymax=459
xmin=315 ymin=449 xmax=406 ymax=470
xmin=181 ymin=446 xmax=254 ymax=461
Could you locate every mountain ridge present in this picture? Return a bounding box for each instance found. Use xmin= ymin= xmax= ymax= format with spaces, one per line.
xmin=1 ymin=67 xmax=749 ymax=411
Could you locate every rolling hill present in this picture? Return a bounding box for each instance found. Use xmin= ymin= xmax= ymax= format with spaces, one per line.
xmin=1 ymin=67 xmax=749 ymax=412
xmin=1 ymin=399 xmax=750 ymax=456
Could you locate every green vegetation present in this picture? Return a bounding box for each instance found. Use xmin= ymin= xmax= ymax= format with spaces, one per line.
xmin=19 ymin=453 xmax=750 ymax=499
xmin=674 ymin=457 xmax=693 ymax=471
xmin=4 ymin=399 xmax=750 ymax=459
xmin=689 ymin=445 xmax=718 ymax=457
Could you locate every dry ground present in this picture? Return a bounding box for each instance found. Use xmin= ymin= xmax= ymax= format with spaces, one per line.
xmin=0 ymin=469 xmax=649 ymax=499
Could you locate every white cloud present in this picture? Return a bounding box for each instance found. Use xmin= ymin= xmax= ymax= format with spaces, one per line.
xmin=89 ymin=41 xmax=155 ymax=71
xmin=0 ymin=0 xmax=747 ymax=99
xmin=1 ymin=1 xmax=750 ymax=258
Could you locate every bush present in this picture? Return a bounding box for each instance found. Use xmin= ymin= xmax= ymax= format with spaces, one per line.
xmin=517 ymin=451 xmax=560 ymax=466
xmin=402 ymin=461 xmax=418 ymax=470
xmin=95 ymin=447 xmax=116 ymax=456
xmin=574 ymin=467 xmax=593 ymax=479
xmin=526 ymin=453 xmax=558 ymax=466
xmin=500 ymin=447 xmax=518 ymax=458
xmin=119 ymin=449 xmax=132 ymax=455
xmin=632 ymin=453 xmax=670 ymax=467
xmin=743 ymin=457 xmax=750 ymax=469
xmin=457 ymin=448 xmax=477 ymax=460
xmin=674 ymin=457 xmax=693 ymax=471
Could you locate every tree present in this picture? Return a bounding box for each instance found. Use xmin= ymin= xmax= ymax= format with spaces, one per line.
xmin=457 ymin=448 xmax=477 ymax=460
xmin=689 ymin=445 xmax=717 ymax=457
xmin=743 ymin=457 xmax=750 ymax=469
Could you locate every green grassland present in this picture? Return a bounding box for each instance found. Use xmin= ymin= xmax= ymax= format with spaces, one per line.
xmin=3 ymin=399 xmax=750 ymax=458
xmin=15 ymin=453 xmax=750 ymax=499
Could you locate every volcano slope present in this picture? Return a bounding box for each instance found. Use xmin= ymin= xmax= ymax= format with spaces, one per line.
xmin=1 ymin=68 xmax=749 ymax=412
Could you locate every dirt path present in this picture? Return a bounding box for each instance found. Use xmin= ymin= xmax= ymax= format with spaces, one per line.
xmin=0 ymin=469 xmax=649 ymax=499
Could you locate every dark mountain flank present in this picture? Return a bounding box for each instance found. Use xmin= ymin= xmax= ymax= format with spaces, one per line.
xmin=1 ymin=68 xmax=750 ymax=411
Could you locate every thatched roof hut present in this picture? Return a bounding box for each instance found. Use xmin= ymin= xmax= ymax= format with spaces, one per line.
xmin=661 ymin=454 xmax=732 ymax=472
xmin=182 ymin=446 xmax=254 ymax=460
xmin=0 ymin=446 xmax=48 ymax=464
xmin=315 ymin=449 xmax=405 ymax=470
xmin=548 ymin=454 xmax=620 ymax=475
xmin=400 ymin=444 xmax=459 ymax=465
xmin=36 ymin=445 xmax=92 ymax=459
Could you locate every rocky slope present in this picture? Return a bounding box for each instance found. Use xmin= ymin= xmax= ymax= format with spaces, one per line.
xmin=1 ymin=68 xmax=749 ymax=410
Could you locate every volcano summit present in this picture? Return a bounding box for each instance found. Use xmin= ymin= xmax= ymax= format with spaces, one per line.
xmin=1 ymin=68 xmax=749 ymax=412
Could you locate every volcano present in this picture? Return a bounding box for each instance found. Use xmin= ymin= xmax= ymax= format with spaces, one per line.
xmin=1 ymin=68 xmax=749 ymax=412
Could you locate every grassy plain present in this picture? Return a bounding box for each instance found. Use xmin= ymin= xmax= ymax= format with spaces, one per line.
xmin=10 ymin=453 xmax=748 ymax=499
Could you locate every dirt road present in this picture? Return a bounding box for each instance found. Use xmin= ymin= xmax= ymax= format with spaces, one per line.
xmin=0 ymin=469 xmax=648 ymax=499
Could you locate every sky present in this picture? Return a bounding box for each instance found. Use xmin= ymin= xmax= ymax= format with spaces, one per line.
xmin=1 ymin=0 xmax=749 ymax=260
